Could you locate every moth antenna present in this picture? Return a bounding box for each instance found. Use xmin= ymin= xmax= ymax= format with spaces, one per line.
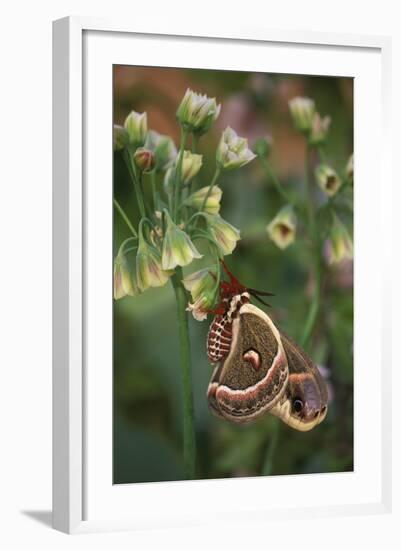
xmin=247 ymin=288 xmax=275 ymax=297
xmin=251 ymin=293 xmax=272 ymax=308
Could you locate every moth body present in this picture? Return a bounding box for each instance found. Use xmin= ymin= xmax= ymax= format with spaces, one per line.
xmin=207 ymin=291 xmax=250 ymax=364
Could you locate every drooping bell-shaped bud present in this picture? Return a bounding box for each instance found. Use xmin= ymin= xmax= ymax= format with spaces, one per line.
xmin=346 ymin=153 xmax=354 ymax=183
xmin=308 ymin=113 xmax=331 ymax=146
xmin=136 ymin=229 xmax=172 ymax=291
xmin=180 ymin=151 xmax=203 ymax=185
xmin=161 ymin=210 xmax=202 ymax=270
xmin=315 ymin=164 xmax=342 ymax=197
xmin=289 ymin=97 xmax=316 ymax=133
xmin=266 ymin=205 xmax=297 ymax=250
xmin=328 ymin=214 xmax=353 ymax=264
xmin=184 ymin=185 xmax=222 ymax=214
xmin=113 ymin=251 xmax=137 ymax=299
xmin=113 ymin=125 xmax=129 ymax=151
xmin=203 ymin=213 xmax=241 ymax=256
xmin=182 ymin=266 xmax=219 ymax=321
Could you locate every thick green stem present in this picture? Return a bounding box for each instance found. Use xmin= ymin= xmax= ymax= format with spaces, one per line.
xmin=171 ymin=269 xmax=196 ymax=479
xmin=173 ymin=129 xmax=188 ymax=222
xmin=113 ymin=198 xmax=137 ymax=237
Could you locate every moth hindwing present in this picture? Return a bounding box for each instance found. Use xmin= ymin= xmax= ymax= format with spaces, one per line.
xmin=270 ymin=332 xmax=329 ymax=431
xmin=207 ymin=303 xmax=289 ymax=423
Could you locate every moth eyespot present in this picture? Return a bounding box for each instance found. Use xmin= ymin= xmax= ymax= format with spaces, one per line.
xmin=292 ymin=398 xmax=304 ymax=415
xmin=242 ymin=348 xmax=261 ymax=370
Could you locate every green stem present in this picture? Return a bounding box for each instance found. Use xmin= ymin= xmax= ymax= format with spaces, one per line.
xmin=300 ymin=256 xmax=322 ymax=348
xmin=173 ymin=129 xmax=188 ymax=222
xmin=113 ymin=199 xmax=137 ymax=237
xmin=199 ymin=167 xmax=221 ymax=213
xmin=262 ymin=420 xmax=280 ymax=476
xmin=192 ymin=134 xmax=199 ymax=154
xmin=138 ymin=170 xmax=153 ymax=220
xmin=123 ymin=150 xmax=147 ymax=219
xmin=171 ymin=269 xmax=196 ymax=479
xmin=261 ymin=158 xmax=294 ymax=205
xmin=186 ymin=134 xmax=200 ymax=221
xmin=317 ymin=145 xmax=327 ymax=163
xmin=305 ymin=145 xmax=315 ymax=236
xmin=150 ymin=170 xmax=158 ymax=213
xmin=300 ymin=144 xmax=322 ymax=349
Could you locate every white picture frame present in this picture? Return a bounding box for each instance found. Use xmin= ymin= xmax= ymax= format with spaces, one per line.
xmin=52 ymin=16 xmax=392 ymax=534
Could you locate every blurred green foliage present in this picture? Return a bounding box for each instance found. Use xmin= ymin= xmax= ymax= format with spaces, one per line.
xmin=113 ymin=66 xmax=353 ymax=483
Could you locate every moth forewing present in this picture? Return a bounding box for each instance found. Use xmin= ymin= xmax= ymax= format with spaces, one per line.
xmin=212 ymin=303 xmax=289 ymax=423
xmin=270 ymin=331 xmax=329 ymax=431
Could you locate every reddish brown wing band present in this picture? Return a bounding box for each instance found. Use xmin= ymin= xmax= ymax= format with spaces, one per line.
xmin=207 ymin=304 xmax=289 ymax=423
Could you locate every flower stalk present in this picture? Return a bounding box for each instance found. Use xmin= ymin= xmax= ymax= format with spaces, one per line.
xmin=173 ymin=128 xmax=189 ymax=221
xmin=123 ymin=149 xmax=147 ymax=219
xmin=113 ymin=198 xmax=137 ymax=238
xmin=300 ymin=145 xmax=322 ymax=348
xmin=199 ymin=167 xmax=221 ymax=213
xmin=172 ymin=269 xmax=197 ymax=479
xmin=261 ymin=157 xmax=294 ymax=205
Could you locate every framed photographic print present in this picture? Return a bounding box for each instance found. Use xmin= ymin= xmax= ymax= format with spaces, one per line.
xmin=52 ymin=17 xmax=392 ymax=534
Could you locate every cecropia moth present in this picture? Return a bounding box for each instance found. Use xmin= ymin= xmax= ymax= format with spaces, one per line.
xmin=206 ymin=264 xmax=328 ymax=431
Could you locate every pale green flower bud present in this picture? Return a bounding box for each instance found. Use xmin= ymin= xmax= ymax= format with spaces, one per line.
xmin=124 ymin=110 xmax=148 ymax=148
xmin=113 ymin=125 xmax=129 ymax=151
xmin=184 ymin=186 xmax=222 ymax=214
xmin=113 ymin=252 xmax=137 ymax=299
xmin=308 ymin=113 xmax=331 ymax=146
xmin=183 ymin=267 xmax=219 ymax=321
xmin=203 ymin=213 xmax=241 ymax=256
xmin=136 ymin=231 xmax=172 ymax=291
xmin=176 ymin=88 xmax=221 ymax=135
xmin=133 ymin=147 xmax=156 ymax=172
xmin=161 ymin=211 xmax=202 ymax=270
xmin=253 ymin=136 xmax=273 ymax=158
xmin=346 ymin=153 xmax=354 ymax=182
xmin=315 ymin=164 xmax=342 ymax=197
xmin=180 ymin=151 xmax=203 ymax=185
xmin=289 ymin=97 xmax=316 ymax=133
xmin=145 ymin=130 xmax=177 ymax=171
xmin=266 ymin=205 xmax=297 ymax=250
xmin=328 ymin=214 xmax=353 ymax=264
xmin=216 ymin=127 xmax=256 ymax=171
